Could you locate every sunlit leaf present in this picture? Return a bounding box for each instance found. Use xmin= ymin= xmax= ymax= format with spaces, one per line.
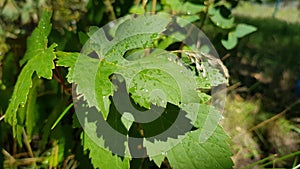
xmin=209 ymin=7 xmax=234 ymax=29
xmin=5 ymin=11 xmax=56 ymax=136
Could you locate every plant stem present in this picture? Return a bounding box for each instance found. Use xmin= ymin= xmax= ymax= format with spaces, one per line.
xmin=104 ymin=0 xmax=116 ymax=20
xmin=151 ymin=0 xmax=157 ymax=14
xmin=22 ymin=128 xmax=36 ymax=168
xmin=248 ymin=99 xmax=300 ymax=132
xmin=0 ymin=114 xmax=5 ymax=121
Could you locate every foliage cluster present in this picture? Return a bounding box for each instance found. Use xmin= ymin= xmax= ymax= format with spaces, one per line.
xmin=0 ymin=0 xmax=258 ymax=168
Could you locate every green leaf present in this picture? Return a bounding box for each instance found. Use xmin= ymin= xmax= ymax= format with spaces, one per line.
xmin=147 ymin=126 xmax=233 ymax=169
xmin=24 ymin=76 xmax=40 ymax=140
xmin=221 ymin=24 xmax=257 ymax=50
xmin=51 ymin=103 xmax=74 ymax=130
xmin=82 ymin=122 xmax=130 ymax=169
xmin=162 ymin=0 xmax=205 ymax=15
xmin=82 ymin=14 xmax=170 ymax=63
xmin=181 ymin=2 xmax=205 ymax=15
xmin=221 ymin=32 xmax=237 ymax=50
xmin=59 ymin=14 xmax=171 ymax=119
xmin=116 ymin=50 xmax=200 ymax=109
xmin=209 ymin=7 xmax=234 ymax=29
xmin=4 ymin=11 xmax=56 ymax=136
xmin=121 ymin=112 xmax=134 ymax=131
xmin=234 ymin=23 xmax=257 ymax=38
xmin=186 ymin=103 xmax=223 ymax=142
xmin=57 ymin=13 xmax=233 ymax=168
xmin=20 ymin=11 xmax=53 ymax=65
xmin=55 ymin=51 xmax=79 ymax=83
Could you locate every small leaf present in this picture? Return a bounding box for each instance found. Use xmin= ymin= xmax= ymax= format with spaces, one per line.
xmin=209 ymin=7 xmax=234 ymax=29
xmin=180 ymin=2 xmax=205 ymax=15
xmin=221 ymin=33 xmax=237 ymax=50
xmin=55 ymin=51 xmax=78 ymax=83
xmin=221 ymin=23 xmax=257 ymax=50
xmin=121 ymin=112 xmax=134 ymax=131
xmin=20 ymin=11 xmax=53 ymax=65
xmin=233 ymin=23 xmax=257 ymax=38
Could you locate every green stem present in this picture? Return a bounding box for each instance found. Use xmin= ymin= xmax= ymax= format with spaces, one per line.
xmin=51 ymin=103 xmax=74 ymax=130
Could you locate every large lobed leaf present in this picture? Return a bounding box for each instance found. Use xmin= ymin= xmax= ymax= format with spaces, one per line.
xmin=56 ymin=14 xmax=233 ymax=169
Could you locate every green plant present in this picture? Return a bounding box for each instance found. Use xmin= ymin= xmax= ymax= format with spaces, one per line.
xmin=3 ymin=10 xmax=235 ymax=168
xmin=1 ymin=0 xmax=260 ymax=168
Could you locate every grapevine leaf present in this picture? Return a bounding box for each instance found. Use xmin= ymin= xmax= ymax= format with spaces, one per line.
xmin=56 ymin=14 xmax=171 ymax=119
xmin=83 ymin=134 xmax=130 ymax=169
xmin=5 ymin=10 xmax=56 ymax=137
xmin=56 ymin=14 xmax=233 ymax=169
xmin=56 ymin=52 xmax=115 ymax=119
xmin=83 ymin=14 xmax=171 ymax=63
xmin=81 ymin=117 xmax=130 ymax=169
xmin=116 ymin=50 xmax=200 ymax=109
xmin=183 ymin=103 xmax=223 ymax=142
xmin=146 ymin=126 xmax=233 ymax=169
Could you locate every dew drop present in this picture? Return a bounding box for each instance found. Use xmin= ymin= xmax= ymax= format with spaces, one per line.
xmin=161 ymin=152 xmax=167 ymax=156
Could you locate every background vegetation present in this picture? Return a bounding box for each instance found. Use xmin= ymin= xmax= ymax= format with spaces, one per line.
xmin=0 ymin=0 xmax=299 ymax=168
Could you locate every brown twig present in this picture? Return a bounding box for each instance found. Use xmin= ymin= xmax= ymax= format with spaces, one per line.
xmin=135 ymin=0 xmax=141 ymax=5
xmin=227 ymin=82 xmax=241 ymax=92
xmin=4 ymin=157 xmax=46 ymax=167
xmin=248 ymin=99 xmax=300 ymax=132
xmin=151 ymin=0 xmax=157 ymax=14
xmin=142 ymin=0 xmax=148 ymax=12
xmin=221 ymin=53 xmax=231 ymax=61
xmin=2 ymin=148 xmax=16 ymax=163
xmin=54 ymin=64 xmax=69 ymax=93
xmin=63 ymin=154 xmax=75 ymax=169
xmin=14 ymin=152 xmax=30 ymax=159
xmin=22 ymin=128 xmax=36 ymax=168
xmin=199 ymin=1 xmax=211 ymax=29
xmin=104 ymin=0 xmax=116 ymax=20
xmin=0 ymin=114 xmax=5 ymax=121
xmin=70 ymin=160 xmax=77 ymax=169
